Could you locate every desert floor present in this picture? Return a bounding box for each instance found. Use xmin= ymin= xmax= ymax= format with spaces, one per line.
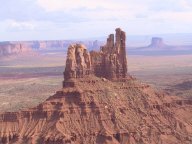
xmin=0 ymin=53 xmax=192 ymax=112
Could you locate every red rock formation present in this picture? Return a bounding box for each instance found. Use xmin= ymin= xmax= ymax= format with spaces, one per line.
xmin=63 ymin=28 xmax=128 ymax=81
xmin=1 ymin=28 xmax=192 ymax=144
xmin=64 ymin=44 xmax=92 ymax=81
xmin=0 ymin=40 xmax=104 ymax=57
xmin=91 ymin=28 xmax=127 ymax=80
xmin=1 ymin=76 xmax=192 ymax=144
xmin=0 ymin=42 xmax=31 ymax=56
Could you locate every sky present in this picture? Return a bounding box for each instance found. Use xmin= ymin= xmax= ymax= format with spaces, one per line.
xmin=0 ymin=0 xmax=192 ymax=41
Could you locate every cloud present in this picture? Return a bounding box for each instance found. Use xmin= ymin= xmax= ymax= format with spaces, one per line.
xmin=149 ymin=11 xmax=192 ymax=22
xmin=7 ymin=20 xmax=36 ymax=31
xmin=35 ymin=0 xmax=192 ymax=22
xmin=36 ymin=0 xmax=122 ymax=12
xmin=35 ymin=0 xmax=149 ymax=23
xmin=1 ymin=0 xmax=192 ymax=40
xmin=0 ymin=0 xmax=36 ymax=20
xmin=148 ymin=0 xmax=192 ymax=12
xmin=36 ymin=0 xmax=192 ymax=13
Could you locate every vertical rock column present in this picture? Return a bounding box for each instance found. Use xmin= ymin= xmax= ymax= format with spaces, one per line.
xmin=101 ymin=28 xmax=128 ymax=79
xmin=63 ymin=28 xmax=128 ymax=83
xmin=115 ymin=28 xmax=127 ymax=78
xmin=64 ymin=44 xmax=92 ymax=81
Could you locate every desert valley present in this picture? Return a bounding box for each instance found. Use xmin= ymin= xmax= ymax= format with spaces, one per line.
xmin=1 ymin=0 xmax=192 ymax=143
xmin=0 ymin=33 xmax=192 ymax=112
xmin=0 ymin=28 xmax=192 ymax=143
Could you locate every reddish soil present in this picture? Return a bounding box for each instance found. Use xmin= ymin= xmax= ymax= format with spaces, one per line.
xmin=0 ymin=76 xmax=192 ymax=144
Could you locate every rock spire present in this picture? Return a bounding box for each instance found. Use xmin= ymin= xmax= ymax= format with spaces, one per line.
xmin=63 ymin=28 xmax=127 ymax=82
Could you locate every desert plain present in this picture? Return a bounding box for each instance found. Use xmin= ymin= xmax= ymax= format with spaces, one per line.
xmin=0 ymin=53 xmax=191 ymax=112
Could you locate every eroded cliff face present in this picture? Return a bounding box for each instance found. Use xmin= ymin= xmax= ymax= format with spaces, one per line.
xmin=0 ymin=42 xmax=31 ymax=56
xmin=91 ymin=28 xmax=127 ymax=79
xmin=1 ymin=76 xmax=192 ymax=144
xmin=63 ymin=28 xmax=127 ymax=81
xmin=64 ymin=44 xmax=92 ymax=81
xmin=0 ymin=40 xmax=104 ymax=57
xmin=1 ymin=28 xmax=192 ymax=144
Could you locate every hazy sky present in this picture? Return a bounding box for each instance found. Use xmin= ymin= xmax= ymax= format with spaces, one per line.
xmin=1 ymin=0 xmax=192 ymax=41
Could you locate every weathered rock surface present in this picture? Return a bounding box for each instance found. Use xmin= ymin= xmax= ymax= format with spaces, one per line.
xmin=64 ymin=28 xmax=128 ymax=81
xmin=0 ymin=42 xmax=31 ymax=56
xmin=1 ymin=76 xmax=192 ymax=144
xmin=0 ymin=40 xmax=104 ymax=57
xmin=91 ymin=28 xmax=127 ymax=79
xmin=64 ymin=44 xmax=92 ymax=81
xmin=1 ymin=28 xmax=192 ymax=144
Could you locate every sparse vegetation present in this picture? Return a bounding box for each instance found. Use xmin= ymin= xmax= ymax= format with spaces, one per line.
xmin=0 ymin=54 xmax=192 ymax=112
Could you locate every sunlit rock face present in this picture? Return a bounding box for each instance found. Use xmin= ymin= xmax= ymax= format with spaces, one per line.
xmin=64 ymin=44 xmax=92 ymax=80
xmin=64 ymin=28 xmax=128 ymax=81
xmin=1 ymin=28 xmax=192 ymax=144
xmin=96 ymin=28 xmax=127 ymax=79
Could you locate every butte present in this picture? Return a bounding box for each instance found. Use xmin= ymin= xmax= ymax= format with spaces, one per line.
xmin=0 ymin=28 xmax=192 ymax=144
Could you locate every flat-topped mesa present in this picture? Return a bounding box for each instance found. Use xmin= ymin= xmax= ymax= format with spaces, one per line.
xmin=150 ymin=37 xmax=164 ymax=48
xmin=63 ymin=28 xmax=128 ymax=85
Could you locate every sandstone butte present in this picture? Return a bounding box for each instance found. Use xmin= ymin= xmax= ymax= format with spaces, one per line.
xmin=1 ymin=28 xmax=192 ymax=144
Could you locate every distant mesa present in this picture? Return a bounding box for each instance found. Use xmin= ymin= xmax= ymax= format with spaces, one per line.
xmin=149 ymin=37 xmax=165 ymax=48
xmin=0 ymin=40 xmax=103 ymax=57
xmin=0 ymin=42 xmax=31 ymax=57
xmin=129 ymin=36 xmax=192 ymax=55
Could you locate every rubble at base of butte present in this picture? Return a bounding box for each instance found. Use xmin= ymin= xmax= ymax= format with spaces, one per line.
xmin=1 ymin=28 xmax=192 ymax=144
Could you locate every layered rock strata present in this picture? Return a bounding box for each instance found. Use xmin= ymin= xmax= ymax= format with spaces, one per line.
xmin=1 ymin=76 xmax=192 ymax=144
xmin=64 ymin=44 xmax=92 ymax=80
xmin=1 ymin=28 xmax=192 ymax=144
xmin=0 ymin=42 xmax=31 ymax=56
xmin=63 ymin=28 xmax=128 ymax=82
xmin=91 ymin=28 xmax=127 ymax=79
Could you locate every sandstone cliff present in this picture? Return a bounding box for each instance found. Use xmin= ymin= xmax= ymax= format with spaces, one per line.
xmin=63 ymin=28 xmax=127 ymax=81
xmin=0 ymin=40 xmax=103 ymax=57
xmin=1 ymin=28 xmax=192 ymax=144
xmin=64 ymin=44 xmax=92 ymax=81
xmin=0 ymin=42 xmax=31 ymax=56
xmin=91 ymin=28 xmax=127 ymax=79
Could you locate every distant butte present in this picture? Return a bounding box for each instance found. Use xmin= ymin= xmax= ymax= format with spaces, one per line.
xmin=149 ymin=37 xmax=165 ymax=48
xmin=1 ymin=28 xmax=192 ymax=144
